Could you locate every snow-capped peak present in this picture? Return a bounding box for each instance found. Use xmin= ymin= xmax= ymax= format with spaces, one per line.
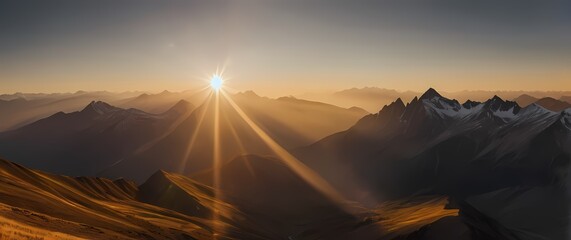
xmin=380 ymin=89 xmax=563 ymax=127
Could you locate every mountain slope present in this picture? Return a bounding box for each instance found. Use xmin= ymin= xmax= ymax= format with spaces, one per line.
xmin=137 ymin=169 xmax=275 ymax=239
xmin=0 ymin=158 xmax=260 ymax=239
xmin=0 ymin=156 xmax=465 ymax=240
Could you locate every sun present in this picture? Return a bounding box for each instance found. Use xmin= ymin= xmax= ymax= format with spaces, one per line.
xmin=210 ymin=75 xmax=223 ymax=91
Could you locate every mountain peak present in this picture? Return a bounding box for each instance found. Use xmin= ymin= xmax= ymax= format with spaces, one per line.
xmin=514 ymin=94 xmax=539 ymax=107
xmin=462 ymin=100 xmax=481 ymax=109
xmin=136 ymin=93 xmax=150 ymax=99
xmin=81 ymin=101 xmax=120 ymax=115
xmin=490 ymin=95 xmax=504 ymax=102
xmin=419 ymin=88 xmax=442 ymax=100
xmin=535 ymin=97 xmax=571 ymax=112
xmin=235 ymin=90 xmax=260 ymax=98
xmin=165 ymin=100 xmax=193 ymax=114
xmin=378 ymin=98 xmax=406 ymax=119
xmin=483 ymin=96 xmax=521 ymax=115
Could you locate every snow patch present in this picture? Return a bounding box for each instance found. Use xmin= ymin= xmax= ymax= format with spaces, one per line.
xmin=493 ymin=106 xmax=517 ymax=121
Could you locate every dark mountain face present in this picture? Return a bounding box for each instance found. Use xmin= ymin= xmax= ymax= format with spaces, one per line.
xmin=0 ymin=101 xmax=193 ymax=177
xmin=189 ymin=154 xmax=360 ymax=237
xmin=294 ymin=89 xmax=571 ymax=239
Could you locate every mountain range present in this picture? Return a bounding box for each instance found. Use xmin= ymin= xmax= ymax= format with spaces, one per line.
xmin=0 ymin=92 xmax=366 ymax=182
xmin=0 ymin=91 xmax=141 ymax=131
xmin=0 ymin=100 xmax=193 ymax=177
xmin=3 ymin=88 xmax=570 ymax=132
xmin=300 ymin=87 xmax=571 ymax=112
xmin=0 ymin=88 xmax=569 ymax=239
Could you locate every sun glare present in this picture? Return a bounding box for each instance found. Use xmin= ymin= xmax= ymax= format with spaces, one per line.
xmin=210 ymin=75 xmax=223 ymax=91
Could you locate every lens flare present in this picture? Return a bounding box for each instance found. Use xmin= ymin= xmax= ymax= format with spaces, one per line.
xmin=210 ymin=75 xmax=223 ymax=91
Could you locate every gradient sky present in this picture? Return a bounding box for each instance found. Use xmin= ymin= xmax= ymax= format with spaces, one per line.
xmin=1 ymin=0 xmax=571 ymax=96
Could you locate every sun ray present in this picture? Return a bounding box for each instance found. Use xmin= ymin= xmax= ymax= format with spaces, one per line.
xmin=219 ymin=90 xmax=355 ymax=213
xmin=95 ymin=87 xmax=212 ymax=176
xmin=184 ymin=85 xmax=212 ymax=98
xmin=178 ymin=91 xmax=214 ymax=173
xmin=213 ymin=91 xmax=221 ymax=192
xmin=212 ymin=89 xmax=224 ymax=237
xmin=221 ymin=104 xmax=256 ymax=177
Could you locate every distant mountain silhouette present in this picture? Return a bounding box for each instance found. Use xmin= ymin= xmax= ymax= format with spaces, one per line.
xmin=102 ymin=91 xmax=367 ymax=182
xmin=0 ymin=91 xmax=140 ymax=131
xmin=117 ymin=90 xmax=208 ymax=114
xmin=315 ymin=87 xmax=571 ymax=113
xmin=515 ymin=94 xmax=571 ymax=111
xmin=534 ymin=97 xmax=571 ymax=112
xmin=331 ymin=87 xmax=419 ymax=112
xmin=0 ymin=92 xmax=366 ymax=182
xmin=0 ymin=101 xmax=193 ymax=177
xmin=513 ymin=94 xmax=538 ymax=107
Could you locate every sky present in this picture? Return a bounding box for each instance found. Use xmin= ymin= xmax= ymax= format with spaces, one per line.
xmin=1 ymin=0 xmax=571 ymax=96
